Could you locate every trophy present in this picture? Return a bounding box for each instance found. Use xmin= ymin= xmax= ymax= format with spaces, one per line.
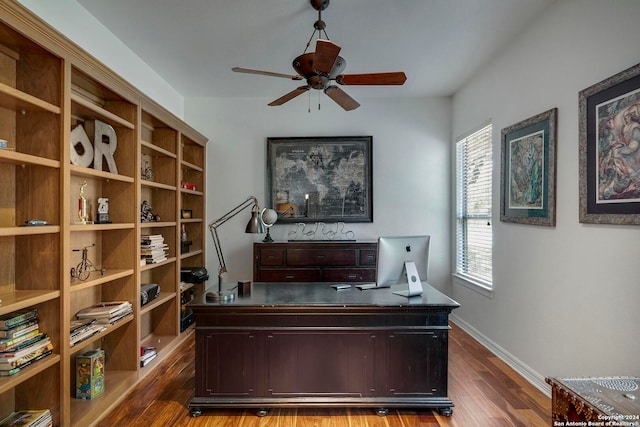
xmin=96 ymin=197 xmax=111 ymax=224
xmin=77 ymin=181 xmax=91 ymax=224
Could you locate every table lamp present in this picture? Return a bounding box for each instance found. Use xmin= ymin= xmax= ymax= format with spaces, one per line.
xmin=208 ymin=196 xmax=265 ymax=301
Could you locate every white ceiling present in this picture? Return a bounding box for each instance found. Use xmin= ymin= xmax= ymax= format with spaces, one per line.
xmin=76 ymin=0 xmax=554 ymax=101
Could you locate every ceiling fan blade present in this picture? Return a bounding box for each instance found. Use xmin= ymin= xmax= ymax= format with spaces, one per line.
xmin=336 ymin=72 xmax=407 ymax=85
xmin=268 ymin=86 xmax=310 ymax=106
xmin=314 ymin=39 xmax=341 ymax=74
xmin=324 ymin=86 xmax=360 ymax=111
xmin=232 ymin=67 xmax=303 ymax=80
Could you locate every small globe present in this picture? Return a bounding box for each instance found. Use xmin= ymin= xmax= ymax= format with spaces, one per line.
xmin=261 ymin=208 xmax=278 ymax=227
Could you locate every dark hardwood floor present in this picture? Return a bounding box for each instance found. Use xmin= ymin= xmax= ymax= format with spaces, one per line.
xmin=97 ymin=323 xmax=550 ymax=426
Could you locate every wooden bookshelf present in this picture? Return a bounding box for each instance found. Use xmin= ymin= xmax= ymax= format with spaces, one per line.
xmin=0 ymin=2 xmax=208 ymax=425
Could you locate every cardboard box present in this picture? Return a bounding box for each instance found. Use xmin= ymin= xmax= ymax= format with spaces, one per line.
xmin=76 ymin=349 xmax=105 ymax=399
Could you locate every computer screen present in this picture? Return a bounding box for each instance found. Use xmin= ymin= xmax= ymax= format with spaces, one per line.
xmin=376 ymin=235 xmax=430 ymax=296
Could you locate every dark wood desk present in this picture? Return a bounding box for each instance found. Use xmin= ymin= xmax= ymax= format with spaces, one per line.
xmin=188 ymin=282 xmax=459 ymax=417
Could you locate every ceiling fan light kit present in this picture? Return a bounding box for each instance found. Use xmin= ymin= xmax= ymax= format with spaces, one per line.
xmin=232 ymin=0 xmax=406 ymax=111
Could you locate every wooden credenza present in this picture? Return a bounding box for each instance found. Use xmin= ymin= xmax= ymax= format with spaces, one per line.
xmin=188 ymin=282 xmax=460 ymax=417
xmin=253 ymin=241 xmax=377 ymax=282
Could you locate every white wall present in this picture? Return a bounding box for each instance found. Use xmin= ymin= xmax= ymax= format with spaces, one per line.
xmin=185 ymin=96 xmax=452 ymax=289
xmin=451 ymin=0 xmax=640 ymax=384
xmin=18 ymin=0 xmax=184 ymax=118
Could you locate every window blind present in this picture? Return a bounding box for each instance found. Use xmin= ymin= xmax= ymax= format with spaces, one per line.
xmin=456 ymin=124 xmax=493 ymax=285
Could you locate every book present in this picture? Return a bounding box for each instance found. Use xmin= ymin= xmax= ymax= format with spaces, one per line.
xmin=70 ymin=326 xmax=106 ymax=347
xmin=70 ymin=318 xmax=96 ymax=334
xmin=140 ymin=352 xmax=157 ymax=367
xmin=0 ymin=339 xmax=52 ymax=364
xmin=76 ymin=301 xmax=131 ymax=318
xmin=0 ymin=342 xmax=54 ymax=370
xmin=0 ymin=349 xmax=53 ymax=377
xmin=0 ymin=409 xmax=52 ymax=426
xmin=0 ymin=333 xmax=48 ymax=355
xmin=0 ymin=329 xmax=40 ymax=352
xmin=70 ymin=319 xmax=107 ymax=347
xmin=0 ymin=319 xmax=39 ymax=338
xmin=0 ymin=309 xmax=38 ymax=330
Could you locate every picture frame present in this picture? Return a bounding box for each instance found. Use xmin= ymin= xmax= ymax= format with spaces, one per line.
xmin=500 ymin=108 xmax=557 ymax=226
xmin=266 ymin=136 xmax=373 ymax=223
xmin=579 ymin=62 xmax=640 ymax=224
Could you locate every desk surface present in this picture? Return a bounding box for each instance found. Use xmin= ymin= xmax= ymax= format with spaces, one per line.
xmin=190 ymin=281 xmax=460 ymax=309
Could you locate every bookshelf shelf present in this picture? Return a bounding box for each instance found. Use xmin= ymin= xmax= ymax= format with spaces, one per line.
xmin=0 ymin=81 xmax=61 ymax=114
xmin=0 ymin=291 xmax=61 ymax=316
xmin=69 ymin=269 xmax=135 ymax=292
xmin=140 ymin=292 xmax=175 ymax=316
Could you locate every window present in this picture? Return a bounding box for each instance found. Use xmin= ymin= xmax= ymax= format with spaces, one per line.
xmin=455 ymin=124 xmax=493 ymax=289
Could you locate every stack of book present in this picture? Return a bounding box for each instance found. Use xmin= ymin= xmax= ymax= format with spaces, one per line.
xmin=140 ymin=346 xmax=157 ymax=367
xmin=70 ymin=318 xmax=107 ymax=347
xmin=0 ymin=309 xmax=54 ymax=377
xmin=76 ymin=301 xmax=133 ymax=325
xmin=0 ymin=409 xmax=52 ymax=427
xmin=140 ymin=234 xmax=168 ymax=265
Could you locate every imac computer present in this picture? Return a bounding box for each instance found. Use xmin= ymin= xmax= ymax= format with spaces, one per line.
xmin=356 ymin=235 xmax=430 ymax=297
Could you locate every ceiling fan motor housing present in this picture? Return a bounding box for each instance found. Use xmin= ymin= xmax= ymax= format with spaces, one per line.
xmin=293 ymin=52 xmax=346 ymax=89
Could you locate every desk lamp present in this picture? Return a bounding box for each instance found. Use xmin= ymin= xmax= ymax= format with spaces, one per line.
xmin=208 ymin=196 xmax=265 ymax=301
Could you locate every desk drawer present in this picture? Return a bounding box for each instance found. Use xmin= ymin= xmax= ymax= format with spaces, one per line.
xmin=287 ymin=249 xmax=355 ymax=266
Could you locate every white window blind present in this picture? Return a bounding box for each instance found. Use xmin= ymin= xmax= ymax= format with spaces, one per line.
xmin=456 ymin=124 xmax=493 ymax=285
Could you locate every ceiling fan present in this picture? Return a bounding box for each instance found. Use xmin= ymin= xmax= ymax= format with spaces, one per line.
xmin=232 ymin=0 xmax=407 ymax=111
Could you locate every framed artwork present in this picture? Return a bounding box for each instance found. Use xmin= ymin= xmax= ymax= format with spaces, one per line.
xmin=266 ymin=136 xmax=373 ymax=223
xmin=500 ymin=108 xmax=557 ymax=226
xmin=579 ymin=62 xmax=640 ymax=224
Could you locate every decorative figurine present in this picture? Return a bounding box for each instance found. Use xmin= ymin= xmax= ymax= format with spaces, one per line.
xmin=141 ymin=200 xmax=159 ymax=222
xmin=96 ymin=197 xmax=111 ymax=224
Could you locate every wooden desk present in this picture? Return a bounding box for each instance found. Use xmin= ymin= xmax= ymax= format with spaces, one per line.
xmin=188 ymin=282 xmax=459 ymax=417
xmin=546 ymin=377 xmax=639 ymax=425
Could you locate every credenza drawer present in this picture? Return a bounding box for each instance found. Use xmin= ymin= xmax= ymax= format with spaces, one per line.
xmin=360 ymin=249 xmax=377 ymax=266
xmin=257 ymin=269 xmax=321 ymax=282
xmin=287 ymin=249 xmax=356 ymax=266
xmin=323 ymin=268 xmax=376 ymax=282
xmin=258 ymin=248 xmax=284 ymax=266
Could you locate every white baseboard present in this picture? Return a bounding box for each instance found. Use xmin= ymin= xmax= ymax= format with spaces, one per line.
xmin=450 ymin=314 xmax=551 ymax=397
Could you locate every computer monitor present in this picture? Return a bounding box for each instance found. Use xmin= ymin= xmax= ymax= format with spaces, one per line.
xmin=376 ymin=235 xmax=430 ymax=297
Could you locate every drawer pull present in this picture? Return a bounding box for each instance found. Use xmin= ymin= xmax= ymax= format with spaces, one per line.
xmin=285 ymin=274 xmax=295 ymax=279
xmin=347 ymin=274 xmax=357 ymax=279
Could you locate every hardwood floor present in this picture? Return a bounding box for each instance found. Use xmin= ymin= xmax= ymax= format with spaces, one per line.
xmin=96 ymin=323 xmax=550 ymax=427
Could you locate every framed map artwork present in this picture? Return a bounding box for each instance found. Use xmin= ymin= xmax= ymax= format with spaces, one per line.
xmin=267 ymin=136 xmax=373 ymax=223
xmin=500 ymin=108 xmax=557 ymax=226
